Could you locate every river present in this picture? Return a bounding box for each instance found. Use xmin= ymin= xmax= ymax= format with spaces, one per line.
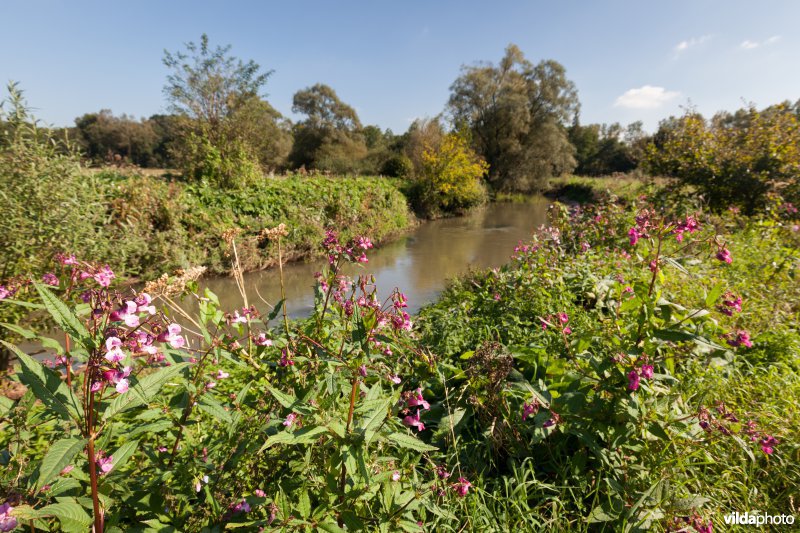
xmin=199 ymin=198 xmax=550 ymax=318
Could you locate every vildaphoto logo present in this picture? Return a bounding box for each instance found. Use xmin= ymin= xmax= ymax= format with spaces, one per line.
xmin=723 ymin=511 xmax=795 ymax=526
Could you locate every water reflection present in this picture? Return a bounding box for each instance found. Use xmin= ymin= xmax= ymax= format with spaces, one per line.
xmin=200 ymin=198 xmax=550 ymax=318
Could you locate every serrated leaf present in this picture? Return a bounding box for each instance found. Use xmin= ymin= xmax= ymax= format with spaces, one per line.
xmin=356 ymin=399 xmax=389 ymax=444
xmin=36 ymin=437 xmax=86 ymax=491
xmin=103 ymin=363 xmax=190 ymax=420
xmin=386 ymin=432 xmax=438 ymax=452
xmin=297 ymin=490 xmax=310 ymax=519
xmin=38 ymin=500 xmax=92 ymax=528
xmin=34 ymin=283 xmax=92 ymax=349
xmin=198 ymin=395 xmax=233 ymax=424
xmin=266 ymin=385 xmax=296 ymax=409
xmin=317 ymin=521 xmax=346 ymax=533
xmin=10 ymin=505 xmax=42 ymax=520
xmin=2 ymin=340 xmax=82 ymax=423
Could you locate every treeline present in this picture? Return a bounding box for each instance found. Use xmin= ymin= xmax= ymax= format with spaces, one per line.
xmin=33 ymin=38 xmax=645 ymax=192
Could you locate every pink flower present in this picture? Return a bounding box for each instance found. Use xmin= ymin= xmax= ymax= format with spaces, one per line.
xmin=60 ymin=465 xmax=74 ymax=475
xmin=120 ymin=301 xmax=141 ymax=328
xmin=716 ymin=247 xmax=732 ymax=264
xmin=407 ymin=388 xmax=430 ymax=410
xmin=402 ymin=410 xmax=425 ymax=432
xmin=639 ymin=364 xmax=654 ymax=379
xmin=96 ymin=452 xmax=113 ymax=474
xmin=627 ymin=370 xmax=640 ymax=391
xmin=135 ymin=292 xmax=156 ymax=315
xmin=160 ymin=323 xmax=185 ymax=349
xmin=283 ymin=413 xmax=297 ymax=427
xmin=115 ymin=378 xmax=130 ymax=394
xmin=558 ymin=312 xmax=569 ymax=324
xmin=522 ymin=400 xmax=539 ymax=421
xmin=0 ymin=502 xmax=17 ymax=532
xmin=254 ymin=333 xmax=273 ymax=346
xmin=358 ymin=365 xmax=367 ymax=377
xmin=279 ymin=349 xmax=294 ymax=367
xmin=726 ymin=330 xmax=753 ymax=348
xmin=216 ymin=370 xmax=229 ymax=379
xmin=391 ymin=471 xmax=401 ymax=482
xmin=563 ymin=326 xmax=572 ymax=335
xmin=436 ymin=465 xmax=451 ymax=480
xmin=104 ymin=337 xmax=126 ymax=363
xmin=628 ymin=227 xmax=640 ymax=246
xmin=760 ymin=435 xmax=778 ymax=455
xmin=254 ymin=489 xmax=266 ymax=498
xmin=42 ymin=272 xmax=59 ymax=286
xmin=93 ymin=265 xmax=115 ymax=287
xmin=56 ymin=253 xmax=78 ymax=265
xmin=452 ymin=477 xmax=471 ymax=497
xmin=388 ymin=374 xmax=402 ymax=385
xmin=206 ymin=382 xmax=216 ymax=389
xmin=0 ymin=286 xmax=10 ymax=300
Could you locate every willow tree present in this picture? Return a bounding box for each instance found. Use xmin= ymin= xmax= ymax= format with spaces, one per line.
xmin=448 ymin=45 xmax=579 ymax=192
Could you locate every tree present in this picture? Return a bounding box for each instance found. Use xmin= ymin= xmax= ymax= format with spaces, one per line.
xmin=74 ymin=110 xmax=161 ymax=166
xmin=645 ymin=104 xmax=800 ymax=212
xmin=288 ymin=83 xmax=367 ymax=173
xmin=162 ymin=34 xmax=279 ymax=186
xmin=447 ymin=45 xmax=579 ymax=192
xmin=414 ymin=133 xmax=489 ymax=215
xmin=568 ymin=120 xmax=638 ymax=176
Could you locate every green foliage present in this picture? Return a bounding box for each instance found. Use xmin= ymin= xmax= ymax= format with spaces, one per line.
xmin=645 ymin=104 xmax=800 ymax=213
xmin=380 ymin=154 xmax=413 ymax=178
xmin=448 ymin=44 xmax=579 ymax=192
xmin=288 ymin=84 xmax=368 ymax=173
xmin=412 ymin=134 xmax=488 ymax=216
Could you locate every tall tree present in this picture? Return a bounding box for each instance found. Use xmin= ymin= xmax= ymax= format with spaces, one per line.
xmin=162 ymin=34 xmax=283 ymax=186
xmin=448 ymin=44 xmax=579 ymax=192
xmin=288 ymin=84 xmax=367 ymax=173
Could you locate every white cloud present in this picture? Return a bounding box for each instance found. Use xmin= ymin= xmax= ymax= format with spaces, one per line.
xmin=674 ymin=35 xmax=712 ymax=53
xmin=740 ymin=35 xmax=781 ymax=49
xmin=614 ymin=85 xmax=680 ymax=110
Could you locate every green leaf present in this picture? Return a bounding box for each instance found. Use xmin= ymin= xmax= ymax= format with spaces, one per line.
xmin=37 ymin=500 xmax=93 ymax=529
xmin=198 ymin=395 xmax=233 ymax=424
xmin=386 ymin=432 xmax=438 ymax=453
xmin=356 ymin=398 xmax=390 ymax=444
xmin=433 ymin=408 xmax=466 ymax=440
xmin=108 ymin=440 xmax=140 ymax=474
xmin=260 ymin=426 xmax=327 ymax=451
xmin=103 ymin=363 xmax=190 ymax=420
xmin=34 ymin=283 xmax=92 ymax=349
xmin=705 ymin=282 xmax=725 ymax=308
xmin=10 ymin=505 xmax=42 ymax=520
xmin=0 ymin=298 xmax=44 ymax=309
xmin=2 ymin=340 xmax=82 ymax=423
xmin=647 ymin=422 xmax=670 ymax=441
xmin=36 ymin=437 xmax=86 ymax=491
xmin=317 ymin=521 xmax=346 ymax=533
xmin=587 ymin=501 xmax=623 ymax=523
xmin=0 ymin=322 xmax=37 ymax=339
xmin=268 ymin=299 xmax=285 ymax=321
xmin=266 ymin=385 xmax=296 ymax=409
xmin=297 ymin=490 xmax=311 ymax=519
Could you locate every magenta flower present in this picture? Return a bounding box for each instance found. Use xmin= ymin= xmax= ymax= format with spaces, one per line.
xmin=640 ymin=364 xmax=654 ymax=379
xmin=42 ymin=272 xmax=59 ymax=286
xmin=391 ymin=470 xmax=401 ymax=481
xmin=283 ymin=413 xmax=297 ymax=427
xmin=358 ymin=365 xmax=367 ymax=377
xmin=254 ymin=489 xmax=266 ymax=497
xmin=628 ymin=227 xmax=640 ymax=246
xmin=558 ymin=312 xmax=569 ymax=324
xmin=716 ymin=247 xmax=732 ymax=264
xmin=563 ymin=326 xmax=572 ymax=335
xmin=134 ymin=292 xmax=156 ymax=315
xmin=216 ymin=370 xmax=229 ymax=379
xmin=726 ymin=330 xmax=753 ymax=348
xmin=436 ymin=465 xmax=451 ymax=480
xmin=627 ymin=370 xmax=640 ymax=391
xmin=452 ymin=477 xmax=471 ymax=497
xmin=0 ymin=286 xmax=10 ymax=300
xmin=60 ymin=464 xmax=74 ymax=475
xmin=407 ymin=388 xmax=430 ymax=410
xmin=718 ymin=293 xmax=742 ymax=316
xmin=760 ymin=435 xmax=778 ymax=455
xmin=0 ymin=502 xmax=17 ymax=532
xmin=402 ymin=410 xmax=426 ymax=432
xmin=388 ymin=374 xmax=402 ymax=385
xmin=522 ymin=400 xmax=539 ymax=421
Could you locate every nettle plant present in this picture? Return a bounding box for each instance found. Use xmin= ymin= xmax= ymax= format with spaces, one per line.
xmin=0 ymin=230 xmax=468 ymax=531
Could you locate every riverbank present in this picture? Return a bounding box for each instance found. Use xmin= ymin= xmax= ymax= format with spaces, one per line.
xmin=92 ymin=171 xmax=415 ymax=278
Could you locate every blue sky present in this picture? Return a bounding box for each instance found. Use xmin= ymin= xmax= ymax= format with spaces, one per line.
xmin=1 ymin=1 xmax=798 ymax=132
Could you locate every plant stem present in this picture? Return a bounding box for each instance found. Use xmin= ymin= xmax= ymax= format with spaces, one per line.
xmin=87 ymin=390 xmax=103 ymax=533
xmin=337 ymin=377 xmax=360 ymax=525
